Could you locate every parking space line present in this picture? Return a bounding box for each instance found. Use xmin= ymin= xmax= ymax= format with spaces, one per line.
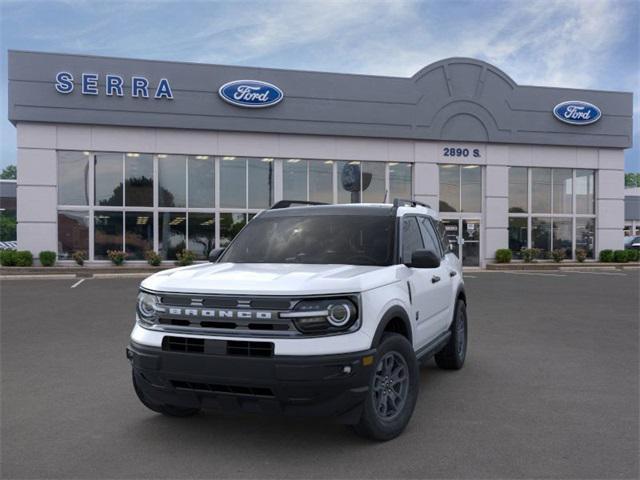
xmin=464 ymin=275 xmax=477 ymax=278
xmin=568 ymin=270 xmax=627 ymax=276
xmin=70 ymin=278 xmax=86 ymax=288
xmin=502 ymin=271 xmax=567 ymax=277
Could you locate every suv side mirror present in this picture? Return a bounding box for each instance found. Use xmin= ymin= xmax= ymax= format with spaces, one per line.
xmin=407 ymin=249 xmax=440 ymax=269
xmin=208 ymin=248 xmax=225 ymax=263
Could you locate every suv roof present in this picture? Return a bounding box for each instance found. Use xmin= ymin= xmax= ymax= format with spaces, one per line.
xmin=261 ymin=202 xmax=438 ymax=219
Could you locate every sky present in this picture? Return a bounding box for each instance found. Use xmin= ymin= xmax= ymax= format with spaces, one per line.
xmin=1 ymin=0 xmax=638 ymax=172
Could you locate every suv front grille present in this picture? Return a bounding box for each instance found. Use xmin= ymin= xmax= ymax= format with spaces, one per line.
xmin=162 ymin=336 xmax=274 ymax=357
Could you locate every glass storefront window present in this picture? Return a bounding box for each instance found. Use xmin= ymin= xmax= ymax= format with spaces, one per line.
xmin=439 ymin=165 xmax=459 ymax=212
xmin=389 ymin=163 xmax=412 ymax=200
xmin=220 ymin=213 xmax=247 ymax=247
xmin=309 ymin=161 xmax=333 ymax=203
xmin=95 ymin=153 xmax=123 ymax=206
xmin=508 ymin=217 xmax=527 ymax=258
xmin=575 ymin=170 xmax=595 ymax=214
xmin=158 ymin=155 xmax=186 ymax=207
xmin=531 ymin=217 xmax=551 ymax=257
xmin=58 ymin=151 xmax=90 ymax=205
xmin=508 ymin=167 xmax=528 ymax=213
xmin=552 ymin=169 xmax=572 ymax=214
xmin=220 ymin=157 xmax=246 ymax=208
xmin=461 ymin=165 xmax=482 ymax=212
xmin=362 ymin=162 xmax=386 ymax=203
xmin=158 ymin=212 xmax=186 ymax=260
xmin=552 ymin=217 xmax=572 ymax=258
xmin=94 ymin=211 xmax=123 ymax=260
xmin=188 ymin=213 xmax=215 ymax=259
xmin=531 ymin=168 xmax=551 ymax=213
xmin=57 ymin=210 xmax=89 ymax=259
xmin=576 ymin=218 xmax=595 ymax=258
xmin=124 ymin=153 xmax=153 ymax=207
xmin=188 ymin=156 xmax=215 ymax=208
xmin=283 ymin=159 xmax=307 ymax=201
xmin=248 ymin=158 xmax=273 ymax=208
xmin=125 ymin=212 xmax=153 ymax=260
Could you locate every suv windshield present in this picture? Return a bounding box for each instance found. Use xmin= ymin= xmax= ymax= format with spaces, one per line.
xmin=220 ymin=214 xmax=395 ymax=266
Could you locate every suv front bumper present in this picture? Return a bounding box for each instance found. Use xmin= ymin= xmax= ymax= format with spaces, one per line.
xmin=128 ymin=341 xmax=376 ymax=424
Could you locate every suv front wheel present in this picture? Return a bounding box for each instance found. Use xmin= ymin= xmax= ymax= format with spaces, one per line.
xmin=352 ymin=333 xmax=419 ymax=441
xmin=434 ymin=299 xmax=467 ymax=370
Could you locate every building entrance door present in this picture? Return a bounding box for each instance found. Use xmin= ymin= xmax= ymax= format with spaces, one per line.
xmin=440 ymin=218 xmax=481 ymax=267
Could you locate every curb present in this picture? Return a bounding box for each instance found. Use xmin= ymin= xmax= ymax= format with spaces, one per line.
xmin=486 ymin=262 xmax=638 ymax=271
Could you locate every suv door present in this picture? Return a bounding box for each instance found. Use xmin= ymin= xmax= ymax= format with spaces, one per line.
xmin=400 ymin=215 xmax=448 ymax=349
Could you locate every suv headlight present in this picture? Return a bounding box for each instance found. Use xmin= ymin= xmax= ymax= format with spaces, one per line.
xmin=136 ymin=291 xmax=160 ymax=326
xmin=281 ymin=297 xmax=359 ymax=334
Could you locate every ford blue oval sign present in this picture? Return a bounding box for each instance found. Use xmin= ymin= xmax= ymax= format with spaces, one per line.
xmin=553 ymin=101 xmax=601 ymax=125
xmin=218 ymin=80 xmax=283 ymax=108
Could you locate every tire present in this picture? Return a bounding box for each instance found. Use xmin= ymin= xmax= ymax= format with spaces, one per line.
xmin=132 ymin=371 xmax=200 ymax=418
xmin=352 ymin=333 xmax=419 ymax=441
xmin=434 ymin=299 xmax=467 ymax=370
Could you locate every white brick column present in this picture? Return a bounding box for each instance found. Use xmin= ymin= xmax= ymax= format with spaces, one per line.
xmin=484 ymin=165 xmax=509 ymax=264
xmin=16 ymin=123 xmax=58 ymax=257
xmin=413 ymin=142 xmax=438 ymax=210
xmin=596 ymin=149 xmax=625 ymax=253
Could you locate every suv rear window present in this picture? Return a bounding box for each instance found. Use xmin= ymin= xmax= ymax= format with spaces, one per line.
xmin=221 ymin=214 xmax=396 ymax=266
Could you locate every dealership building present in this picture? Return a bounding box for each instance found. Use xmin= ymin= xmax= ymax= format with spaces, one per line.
xmin=7 ymin=50 xmax=633 ymax=267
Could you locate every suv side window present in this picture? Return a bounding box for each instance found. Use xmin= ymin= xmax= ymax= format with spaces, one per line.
xmin=401 ymin=216 xmax=424 ymax=263
xmin=433 ymin=219 xmax=451 ymax=254
xmin=418 ymin=216 xmax=442 ymax=257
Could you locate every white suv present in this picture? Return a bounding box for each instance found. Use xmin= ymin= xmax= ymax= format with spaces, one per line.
xmin=128 ymin=199 xmax=467 ymax=440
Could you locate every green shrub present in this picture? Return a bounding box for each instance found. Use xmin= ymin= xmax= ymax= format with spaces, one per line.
xmin=495 ymin=249 xmax=512 ymax=263
xmin=551 ymin=249 xmax=565 ymax=263
xmin=175 ymin=249 xmax=196 ymax=266
xmin=107 ymin=250 xmax=127 ymax=266
xmin=72 ymin=250 xmax=87 ymax=266
xmin=0 ymin=249 xmax=17 ymax=266
xmin=626 ymin=249 xmax=639 ymax=262
xmin=599 ymin=249 xmax=614 ymax=262
xmin=145 ymin=250 xmax=162 ymax=266
xmin=521 ymin=248 xmax=542 ymax=263
xmin=613 ymin=250 xmax=628 ymax=263
xmin=39 ymin=250 xmax=57 ymax=267
xmin=15 ymin=250 xmax=33 ymax=267
xmin=575 ymin=249 xmax=587 ymax=263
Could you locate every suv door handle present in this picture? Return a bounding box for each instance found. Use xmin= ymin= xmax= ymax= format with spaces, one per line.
xmin=431 ymin=275 xmax=441 ymax=284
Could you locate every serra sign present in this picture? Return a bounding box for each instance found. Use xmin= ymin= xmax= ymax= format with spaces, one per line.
xmin=55 ymin=72 xmax=174 ymax=99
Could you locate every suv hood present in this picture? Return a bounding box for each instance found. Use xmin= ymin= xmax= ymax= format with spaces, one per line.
xmin=141 ymin=262 xmax=402 ymax=295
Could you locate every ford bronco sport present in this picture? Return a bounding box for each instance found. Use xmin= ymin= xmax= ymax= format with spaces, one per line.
xmin=128 ymin=199 xmax=467 ymax=440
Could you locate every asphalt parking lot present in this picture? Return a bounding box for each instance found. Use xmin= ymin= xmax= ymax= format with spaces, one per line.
xmin=1 ymin=270 xmax=638 ymax=479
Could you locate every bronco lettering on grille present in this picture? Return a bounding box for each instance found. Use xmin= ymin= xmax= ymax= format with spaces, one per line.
xmin=156 ymin=306 xmax=273 ymax=320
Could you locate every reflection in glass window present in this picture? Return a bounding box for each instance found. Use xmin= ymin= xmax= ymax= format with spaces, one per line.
xmin=283 ymin=159 xmax=307 ymax=201
xmin=576 ymin=218 xmax=595 ymax=258
xmin=309 ymin=160 xmax=333 ymax=203
xmin=461 ymin=165 xmax=481 ymax=212
xmin=159 ymin=212 xmax=186 ymax=260
xmin=575 ymin=170 xmax=595 ymax=214
xmin=553 ymin=169 xmax=572 ymax=214
xmin=188 ymin=156 xmax=214 ymax=208
xmin=439 ymin=165 xmax=459 ymax=212
xmin=552 ymin=217 xmax=572 ymax=257
xmin=220 ymin=157 xmax=246 ymax=208
xmin=389 ymin=163 xmax=412 ymax=201
xmin=248 ymin=159 xmax=273 ymax=208
xmin=362 ymin=162 xmax=386 ymax=203
xmin=94 ymin=211 xmax=123 ymax=259
xmin=95 ymin=153 xmax=123 ymax=206
xmin=125 ymin=212 xmax=153 ymax=260
xmin=531 ymin=168 xmax=551 ymax=213
xmin=58 ymin=210 xmax=89 ymax=258
xmin=508 ymin=217 xmax=527 ymax=258
xmin=158 ymin=155 xmax=186 ymax=207
xmin=58 ymin=151 xmax=90 ymax=205
xmin=508 ymin=167 xmax=528 ymax=213
xmin=220 ymin=213 xmax=247 ymax=247
xmin=125 ymin=153 xmax=153 ymax=207
xmin=188 ymin=213 xmax=215 ymax=259
xmin=531 ymin=217 xmax=551 ymax=257
xmin=338 ymin=161 xmax=361 ymax=203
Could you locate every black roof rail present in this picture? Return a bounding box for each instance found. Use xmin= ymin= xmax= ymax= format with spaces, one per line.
xmin=392 ymin=198 xmax=431 ymax=209
xmin=270 ymin=200 xmax=328 ymax=210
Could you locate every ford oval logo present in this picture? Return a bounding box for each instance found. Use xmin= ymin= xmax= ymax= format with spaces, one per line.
xmin=218 ymin=80 xmax=283 ymax=108
xmin=553 ymin=101 xmax=601 ymax=125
